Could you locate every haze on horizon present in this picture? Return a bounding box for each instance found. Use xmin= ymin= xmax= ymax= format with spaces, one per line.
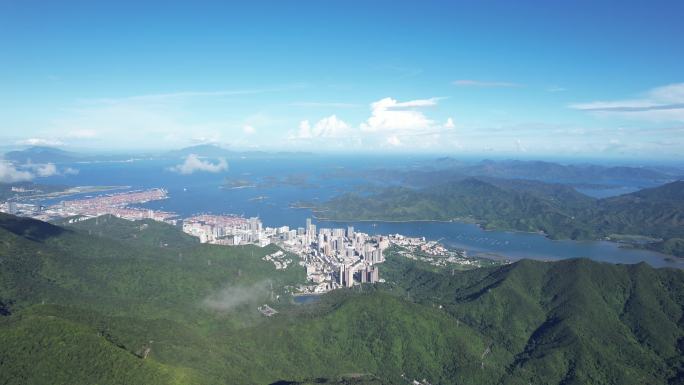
xmin=1 ymin=0 xmax=683 ymax=159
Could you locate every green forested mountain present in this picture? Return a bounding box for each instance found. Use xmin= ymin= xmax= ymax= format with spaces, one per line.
xmin=321 ymin=179 xmax=684 ymax=257
xmin=1 ymin=213 xmax=683 ymax=384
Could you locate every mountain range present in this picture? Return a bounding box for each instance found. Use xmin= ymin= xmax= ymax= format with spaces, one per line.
xmin=431 ymin=158 xmax=682 ymax=184
xmin=321 ymin=178 xmax=684 ymax=257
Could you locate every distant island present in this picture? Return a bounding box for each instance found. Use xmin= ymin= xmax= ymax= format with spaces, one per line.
xmin=221 ymin=178 xmax=256 ymax=189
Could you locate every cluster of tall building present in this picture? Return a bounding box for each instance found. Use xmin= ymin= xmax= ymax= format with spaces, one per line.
xmin=182 ymin=215 xmax=270 ymax=246
xmin=338 ymin=264 xmax=379 ymax=288
xmin=279 ymin=218 xmax=388 ymax=293
xmin=181 ymin=216 xmax=387 ymax=293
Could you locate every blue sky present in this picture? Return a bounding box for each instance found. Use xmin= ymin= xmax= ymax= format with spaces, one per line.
xmin=1 ymin=0 xmax=683 ymax=158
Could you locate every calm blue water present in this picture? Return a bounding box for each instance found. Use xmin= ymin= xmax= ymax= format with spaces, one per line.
xmin=37 ymin=156 xmax=682 ymax=269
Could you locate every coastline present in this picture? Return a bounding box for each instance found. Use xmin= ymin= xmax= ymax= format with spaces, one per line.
xmin=312 ymin=212 xmax=682 ymax=261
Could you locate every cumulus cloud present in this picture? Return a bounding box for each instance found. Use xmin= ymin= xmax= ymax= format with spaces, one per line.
xmin=202 ymin=280 xmax=272 ymax=312
xmin=0 ymin=161 xmax=78 ymax=182
xmin=569 ymin=83 xmax=684 ymax=122
xmin=386 ymin=135 xmax=402 ymax=146
xmin=31 ymin=163 xmax=59 ymax=177
xmin=0 ymin=161 xmax=34 ymax=183
xmin=63 ymin=167 xmax=79 ymax=175
xmin=242 ymin=125 xmax=256 ymax=135
xmin=453 ymin=80 xmax=521 ymax=88
xmin=290 ymin=96 xmax=455 ymax=150
xmin=296 ymin=120 xmax=313 ymax=139
xmin=360 ymin=97 xmax=438 ymax=133
xmin=293 ymin=115 xmax=351 ymax=139
xmin=170 ymin=154 xmax=228 ymax=174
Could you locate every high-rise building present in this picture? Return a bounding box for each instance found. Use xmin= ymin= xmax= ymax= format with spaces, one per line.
xmin=344 ymin=266 xmax=354 ymax=288
xmin=347 ymin=226 xmax=354 ymax=238
xmin=368 ymin=266 xmax=379 ymax=283
xmin=8 ymin=202 xmax=18 ymax=215
xmin=248 ymin=217 xmax=262 ymax=232
xmin=345 ymin=246 xmax=355 ymax=258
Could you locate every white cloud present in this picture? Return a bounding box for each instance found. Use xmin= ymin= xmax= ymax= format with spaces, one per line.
xmin=16 ymin=138 xmax=64 ymax=146
xmin=18 ymin=162 xmax=78 ymax=178
xmin=296 ymin=120 xmax=313 ymax=139
xmin=547 ymin=86 xmax=567 ymax=93
xmin=290 ymin=97 xmax=455 ymax=150
xmin=292 ymin=115 xmax=351 ymax=139
xmin=386 ymin=135 xmax=402 ymax=146
xmin=202 ymin=280 xmax=271 ymax=312
xmin=169 ymin=154 xmax=228 ymax=175
xmin=0 ymin=161 xmax=33 ymax=183
xmin=63 ymin=167 xmax=79 ymax=175
xmin=290 ymin=102 xmax=360 ymax=108
xmin=32 ymin=163 xmax=59 ymax=177
xmin=453 ymin=80 xmax=521 ymax=88
xmin=360 ymin=97 xmax=438 ymax=133
xmin=311 ymin=115 xmax=350 ymax=137
xmin=243 ymin=125 xmax=256 ymax=135
xmin=569 ymin=83 xmax=684 ymax=122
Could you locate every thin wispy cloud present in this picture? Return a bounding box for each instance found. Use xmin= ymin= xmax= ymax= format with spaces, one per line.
xmin=453 ymin=79 xmax=522 ymax=88
xmin=85 ymin=84 xmax=308 ymax=104
xmin=570 ymin=83 xmax=684 ymax=122
xmin=44 ymin=86 xmax=306 ymax=149
xmin=573 ymin=103 xmax=684 ymax=112
xmin=289 ymin=102 xmax=361 ymax=108
xmin=16 ymin=138 xmax=64 ymax=146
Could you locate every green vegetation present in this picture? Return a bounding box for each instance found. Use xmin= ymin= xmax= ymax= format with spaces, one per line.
xmin=321 ymin=178 xmax=684 ymax=257
xmin=1 ymin=213 xmax=683 ymax=384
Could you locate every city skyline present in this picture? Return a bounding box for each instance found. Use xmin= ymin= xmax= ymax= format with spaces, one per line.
xmin=1 ymin=1 xmax=683 ymax=158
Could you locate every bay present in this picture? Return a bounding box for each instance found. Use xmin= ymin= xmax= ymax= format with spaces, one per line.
xmin=37 ymin=156 xmax=682 ymax=269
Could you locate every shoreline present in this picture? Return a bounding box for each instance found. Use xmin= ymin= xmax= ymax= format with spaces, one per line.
xmin=311 ymin=213 xmax=682 ymax=262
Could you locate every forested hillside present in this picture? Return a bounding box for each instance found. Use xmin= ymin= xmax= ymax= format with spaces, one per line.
xmin=1 ymin=214 xmax=683 ymax=384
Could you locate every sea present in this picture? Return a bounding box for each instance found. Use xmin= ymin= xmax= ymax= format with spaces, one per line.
xmin=37 ymin=155 xmax=683 ymax=269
